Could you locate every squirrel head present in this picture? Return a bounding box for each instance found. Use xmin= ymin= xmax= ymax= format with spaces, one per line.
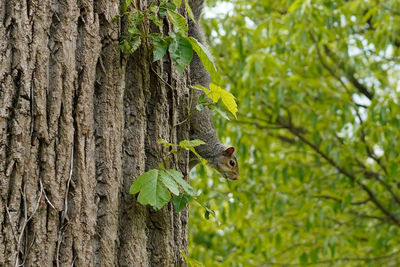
xmin=212 ymin=147 xmax=239 ymax=180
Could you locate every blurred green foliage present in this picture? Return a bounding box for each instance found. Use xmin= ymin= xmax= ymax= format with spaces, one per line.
xmin=189 ymin=0 xmax=400 ymax=266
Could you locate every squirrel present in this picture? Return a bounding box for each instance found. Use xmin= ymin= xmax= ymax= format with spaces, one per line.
xmin=187 ymin=0 xmax=238 ymax=180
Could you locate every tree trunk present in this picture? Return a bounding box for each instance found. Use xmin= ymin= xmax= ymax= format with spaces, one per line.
xmin=0 ymin=0 xmax=190 ymax=266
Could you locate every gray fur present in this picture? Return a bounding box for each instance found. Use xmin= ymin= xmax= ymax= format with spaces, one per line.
xmin=187 ymin=0 xmax=226 ymax=167
xmin=189 ymin=0 xmax=205 ymax=21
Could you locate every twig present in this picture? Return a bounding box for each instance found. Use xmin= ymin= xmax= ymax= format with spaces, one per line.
xmin=56 ymin=144 xmax=74 ymax=267
xmin=174 ymin=113 xmax=193 ymax=126
xmin=323 ymin=45 xmax=374 ymax=100
xmin=98 ymin=56 xmax=107 ymax=75
xmin=40 ymin=179 xmax=55 ymax=209
xmin=175 ymin=87 xmax=196 ymax=126
xmin=151 ymin=67 xmax=174 ymax=90
xmin=15 ymin=178 xmax=43 ymax=267
xmin=275 ymin=118 xmax=400 ymax=227
xmin=355 ymin=159 xmax=400 ymax=205
xmin=6 ymin=206 xmax=18 ymax=244
xmin=349 ymin=210 xmax=388 ymax=222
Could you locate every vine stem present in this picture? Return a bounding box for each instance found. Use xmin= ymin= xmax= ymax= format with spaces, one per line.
xmin=175 ymin=86 xmax=195 ymax=126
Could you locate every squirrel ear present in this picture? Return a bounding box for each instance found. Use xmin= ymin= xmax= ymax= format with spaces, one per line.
xmin=223 ymin=147 xmax=235 ymax=156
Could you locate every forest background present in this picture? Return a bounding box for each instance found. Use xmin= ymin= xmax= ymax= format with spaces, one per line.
xmin=188 ymin=0 xmax=400 ymax=266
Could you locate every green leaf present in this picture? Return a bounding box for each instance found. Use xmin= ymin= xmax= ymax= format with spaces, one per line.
xmin=203 ymin=205 xmax=216 ymax=220
xmin=167 ymin=9 xmax=188 ymax=36
xmin=163 ymin=169 xmax=196 ymax=196
xmin=184 ymin=0 xmax=196 ymax=23
xmin=157 ymin=138 xmax=176 ymax=147
xmin=180 ymin=249 xmax=205 ymax=267
xmin=310 ymin=249 xmax=319 ymax=263
xmin=198 ymin=83 xmax=220 ymax=103
xmin=120 ymin=40 xmax=130 ymax=53
xmin=187 ymin=37 xmax=217 ymax=79
xmin=172 ymin=194 xmax=191 ymax=212
xmin=148 ymin=179 xmax=171 ymax=210
xmin=150 ymin=5 xmax=158 ymax=13
xmin=149 ymin=12 xmax=163 ymax=27
xmin=153 ymin=38 xmax=169 ymax=62
xmin=130 ymin=169 xmax=158 ymax=195
xmin=121 ymin=0 xmax=132 ymax=13
xmin=169 ymin=33 xmax=193 ymax=73
xmin=179 ymin=139 xmax=206 ymax=148
xmin=129 ymin=12 xmax=144 ymax=25
xmin=212 ymin=106 xmax=230 ymax=121
xmin=159 ymin=171 xmax=180 ymax=195
xmin=159 ymin=8 xmax=168 ymax=17
xmin=204 ymin=209 xmax=210 ymax=220
xmin=130 ymin=169 xmax=170 ymax=211
xmin=196 ymin=104 xmax=204 ymax=111
xmin=165 ymin=2 xmax=176 ymax=10
xmin=111 ymin=14 xmax=122 ymax=23
xmin=191 ymin=84 xmax=237 ymax=118
xmin=288 ymin=0 xmax=304 ymax=13
xmin=205 ymin=84 xmax=220 ymax=102
xmin=216 ymin=85 xmax=238 ymax=118
xmin=300 ymin=252 xmax=308 ymax=265
xmin=192 ymin=198 xmax=216 ymax=220
xmin=172 ymin=0 xmax=182 ymax=8
xmin=191 ymin=84 xmax=210 ymax=94
xmin=128 ymin=25 xmax=140 ymax=35
xmin=179 ymin=139 xmax=207 ymax=166
xmin=129 ymin=36 xmax=142 ymax=54
xmin=275 ymin=233 xmax=282 ymax=248
xmin=196 ymin=93 xmax=212 ymax=106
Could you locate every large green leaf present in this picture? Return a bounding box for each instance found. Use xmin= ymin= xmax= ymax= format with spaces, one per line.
xmin=187 ymin=37 xmax=217 ymax=80
xmin=179 ymin=139 xmax=206 ymax=149
xmin=153 ymin=37 xmax=169 ymax=62
xmin=172 ymin=0 xmax=182 ymax=8
xmin=167 ymin=9 xmax=188 ymax=36
xmin=193 ymin=83 xmax=237 ymax=118
xmin=163 ymin=169 xmax=196 ymax=196
xmin=129 ymin=169 xmax=158 ymax=195
xmin=159 ymin=171 xmax=180 ymax=195
xmin=217 ymin=85 xmax=238 ymax=119
xmin=184 ymin=0 xmax=196 ymax=23
xmin=169 ymin=33 xmax=193 ymax=73
xmin=172 ymin=194 xmax=192 ymax=212
xmin=121 ymin=0 xmax=132 ymax=12
xmin=130 ymin=169 xmax=170 ymax=211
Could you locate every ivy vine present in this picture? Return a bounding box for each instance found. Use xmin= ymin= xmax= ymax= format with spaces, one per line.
xmin=114 ymin=0 xmax=237 ymax=213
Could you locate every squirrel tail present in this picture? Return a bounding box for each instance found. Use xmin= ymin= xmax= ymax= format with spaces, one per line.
xmin=188 ymin=0 xmax=205 ymax=21
xmin=188 ymin=0 xmax=210 ymax=88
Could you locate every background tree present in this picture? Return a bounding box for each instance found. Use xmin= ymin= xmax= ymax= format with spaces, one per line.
xmin=190 ymin=0 xmax=400 ymax=266
xmin=0 ymin=0 xmax=191 ymax=265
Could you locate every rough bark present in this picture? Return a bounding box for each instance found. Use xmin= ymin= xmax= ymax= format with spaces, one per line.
xmin=0 ymin=0 xmax=190 ymax=266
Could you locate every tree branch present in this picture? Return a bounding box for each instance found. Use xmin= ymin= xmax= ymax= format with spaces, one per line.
xmin=273 ymin=116 xmax=400 ymax=227
xmin=310 ymin=33 xmax=374 ymax=100
xmin=356 ymin=160 xmax=400 ymax=207
xmin=233 ymin=119 xmax=297 ymax=145
xmin=349 ymin=210 xmax=388 ymax=222
xmin=323 ymin=45 xmax=374 ymax=100
xmin=312 ymin=194 xmax=371 ymax=206
xmin=265 ymin=249 xmax=400 ymax=266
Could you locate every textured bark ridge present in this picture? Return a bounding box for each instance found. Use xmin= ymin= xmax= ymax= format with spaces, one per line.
xmin=0 ymin=0 xmax=189 ymax=266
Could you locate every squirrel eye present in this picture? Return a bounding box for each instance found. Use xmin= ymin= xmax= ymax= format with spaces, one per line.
xmin=229 ymin=160 xmax=235 ymax=167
